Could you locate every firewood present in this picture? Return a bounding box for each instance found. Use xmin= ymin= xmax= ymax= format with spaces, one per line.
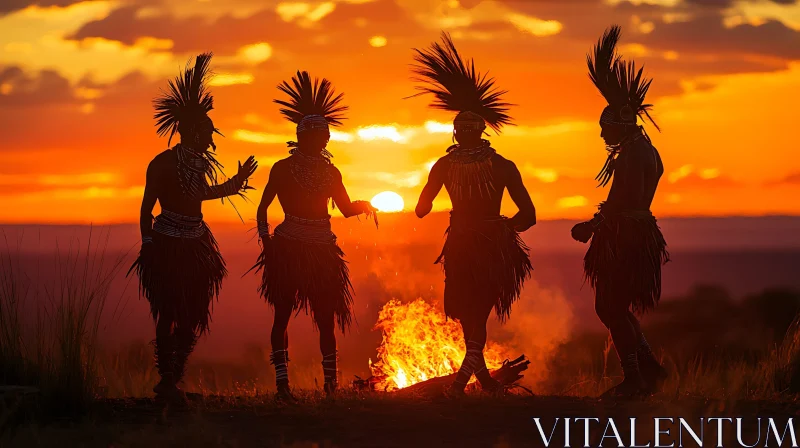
xmin=353 ymin=354 xmax=530 ymax=397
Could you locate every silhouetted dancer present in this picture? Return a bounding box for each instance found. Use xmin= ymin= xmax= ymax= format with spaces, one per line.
xmin=412 ymin=33 xmax=536 ymax=395
xmin=252 ymin=71 xmax=377 ymax=400
xmin=573 ymin=26 xmax=670 ymax=398
xmin=130 ymin=53 xmax=257 ymax=406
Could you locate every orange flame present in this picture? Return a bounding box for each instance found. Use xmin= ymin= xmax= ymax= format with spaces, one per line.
xmin=369 ymin=298 xmax=509 ymax=390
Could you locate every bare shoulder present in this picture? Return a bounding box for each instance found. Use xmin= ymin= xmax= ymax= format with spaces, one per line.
xmin=428 ymin=155 xmax=450 ymax=177
xmin=271 ymin=157 xmax=290 ymax=170
xmin=268 ymin=157 xmax=293 ymax=176
xmin=433 ymin=153 xmax=453 ymax=167
xmin=148 ymin=149 xmax=175 ymax=172
xmin=491 ymin=152 xmax=519 ymax=171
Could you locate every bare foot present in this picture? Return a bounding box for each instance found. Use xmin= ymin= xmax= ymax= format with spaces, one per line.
xmin=443 ymin=383 xmax=467 ymax=399
xmin=640 ymin=359 xmax=668 ymax=393
xmin=324 ymin=381 xmax=338 ymax=398
xmin=275 ymin=384 xmax=297 ymax=403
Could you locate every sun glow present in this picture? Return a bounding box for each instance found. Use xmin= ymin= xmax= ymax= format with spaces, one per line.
xmin=371 ymin=191 xmax=404 ymax=213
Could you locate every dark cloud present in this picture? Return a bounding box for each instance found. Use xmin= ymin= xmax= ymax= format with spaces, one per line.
xmin=71 ymin=6 xmax=301 ymax=55
xmin=499 ymin=0 xmax=800 ymax=62
xmin=0 ymin=66 xmax=74 ymax=107
xmin=638 ymin=17 xmax=800 ymax=60
xmin=766 ymin=173 xmax=800 ymax=186
xmin=71 ymin=0 xmax=426 ymax=58
xmin=685 ymin=0 xmax=798 ymax=6
xmin=0 ymin=0 xmax=99 ymax=15
xmin=318 ymin=0 xmax=425 ymax=40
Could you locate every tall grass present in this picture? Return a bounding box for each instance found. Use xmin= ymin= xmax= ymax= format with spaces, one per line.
xmin=0 ymin=239 xmax=29 ymax=387
xmin=0 ymin=229 xmax=127 ymax=416
xmin=552 ymin=317 xmax=800 ymax=401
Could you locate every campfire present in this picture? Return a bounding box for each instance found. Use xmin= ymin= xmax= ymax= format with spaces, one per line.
xmin=366 ymin=299 xmax=527 ymax=393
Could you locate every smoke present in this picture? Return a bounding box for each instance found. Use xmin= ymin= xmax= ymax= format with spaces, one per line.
xmin=487 ymin=280 xmax=575 ymax=390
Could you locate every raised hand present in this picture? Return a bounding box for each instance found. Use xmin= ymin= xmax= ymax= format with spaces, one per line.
xmin=571 ymin=221 xmax=594 ymax=244
xmin=236 ymin=155 xmax=258 ymax=190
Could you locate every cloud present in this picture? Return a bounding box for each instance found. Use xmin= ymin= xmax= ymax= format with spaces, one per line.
xmin=666 ymin=165 xmax=738 ymax=189
xmin=71 ymin=6 xmax=300 ymax=55
xmin=369 ymin=36 xmax=387 ymax=47
xmin=766 ymin=172 xmax=800 ymax=187
xmin=238 ymin=42 xmax=273 ymax=64
xmin=370 ymin=171 xmax=424 ymax=188
xmin=0 ymin=66 xmax=75 ymax=107
xmin=506 ymin=12 xmax=562 ymax=36
xmin=209 ymin=73 xmax=255 ymax=87
xmin=0 ymin=185 xmax=144 ymax=201
xmin=233 ymin=130 xmax=292 ymax=145
xmin=0 ymin=0 xmax=100 ymax=15
xmin=0 ymin=172 xmax=122 ymax=195
xmin=522 ymin=165 xmax=559 ymax=183
xmin=557 ymin=195 xmax=589 ymax=209
xmin=357 ymin=125 xmax=413 ymax=143
xmin=637 ymin=16 xmax=800 ymax=60
xmin=275 ymin=1 xmax=336 ymax=24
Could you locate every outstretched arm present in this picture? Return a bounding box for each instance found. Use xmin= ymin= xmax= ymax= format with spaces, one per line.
xmin=330 ymin=166 xmax=376 ymax=219
xmin=256 ymin=162 xmax=280 ymax=238
xmin=415 ymin=159 xmax=445 ymax=218
xmin=139 ymin=160 xmax=159 ymax=243
xmin=505 ymin=161 xmax=536 ymax=232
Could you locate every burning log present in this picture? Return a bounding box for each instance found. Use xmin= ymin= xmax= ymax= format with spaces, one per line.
xmin=397 ymin=355 xmax=530 ymax=396
xmin=355 ymin=355 xmax=531 ymax=397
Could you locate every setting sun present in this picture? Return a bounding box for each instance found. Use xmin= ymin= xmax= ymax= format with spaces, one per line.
xmin=371 ymin=191 xmax=405 ymax=213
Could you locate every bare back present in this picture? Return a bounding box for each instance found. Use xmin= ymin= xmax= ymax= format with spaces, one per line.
xmin=147 ymin=150 xmax=205 ymax=216
xmin=443 ymin=153 xmax=515 ymax=217
xmin=416 ymin=150 xmax=536 ymax=232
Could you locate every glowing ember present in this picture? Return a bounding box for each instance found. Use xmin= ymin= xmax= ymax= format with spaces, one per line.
xmin=369 ymin=299 xmax=509 ymax=390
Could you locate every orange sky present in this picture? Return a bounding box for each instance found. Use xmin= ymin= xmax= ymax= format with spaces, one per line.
xmin=1 ymin=0 xmax=799 ymax=224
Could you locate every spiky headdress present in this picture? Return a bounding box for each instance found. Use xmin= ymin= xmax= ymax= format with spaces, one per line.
xmin=154 ymin=53 xmax=220 ymax=146
xmin=274 ymin=71 xmax=347 ymax=141
xmin=588 ymin=25 xmax=659 ymax=131
xmin=409 ymin=32 xmax=513 ymax=134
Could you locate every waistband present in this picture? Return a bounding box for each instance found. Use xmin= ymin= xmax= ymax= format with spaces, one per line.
xmin=274 ymin=214 xmax=336 ymax=244
xmin=449 ymin=211 xmax=507 ymax=223
xmin=153 ymin=209 xmax=207 ymax=238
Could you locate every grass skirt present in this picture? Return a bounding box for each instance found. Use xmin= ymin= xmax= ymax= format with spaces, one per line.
xmin=253 ymin=233 xmax=354 ymax=332
xmin=129 ymin=229 xmax=226 ymax=335
xmin=437 ymin=215 xmax=532 ymax=323
xmin=584 ymin=211 xmax=670 ymax=315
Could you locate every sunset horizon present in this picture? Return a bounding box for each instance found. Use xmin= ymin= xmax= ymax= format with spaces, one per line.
xmin=2 ymin=0 xmax=799 ymax=224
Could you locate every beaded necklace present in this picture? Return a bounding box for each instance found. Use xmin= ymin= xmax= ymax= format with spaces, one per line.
xmin=446 ymin=139 xmax=496 ymax=199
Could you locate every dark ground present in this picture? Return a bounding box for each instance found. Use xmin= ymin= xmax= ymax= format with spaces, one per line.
xmin=4 ymin=392 xmax=799 ymax=448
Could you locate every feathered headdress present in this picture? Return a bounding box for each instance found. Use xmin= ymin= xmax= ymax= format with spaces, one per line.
xmin=409 ymin=32 xmax=513 ymax=134
xmin=274 ymin=71 xmax=347 ymax=140
xmin=154 ymin=52 xmax=220 ymax=146
xmin=588 ymin=25 xmax=659 ymax=131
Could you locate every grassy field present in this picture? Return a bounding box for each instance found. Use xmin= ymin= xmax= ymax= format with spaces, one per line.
xmin=3 ymin=232 xmax=800 ymax=447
